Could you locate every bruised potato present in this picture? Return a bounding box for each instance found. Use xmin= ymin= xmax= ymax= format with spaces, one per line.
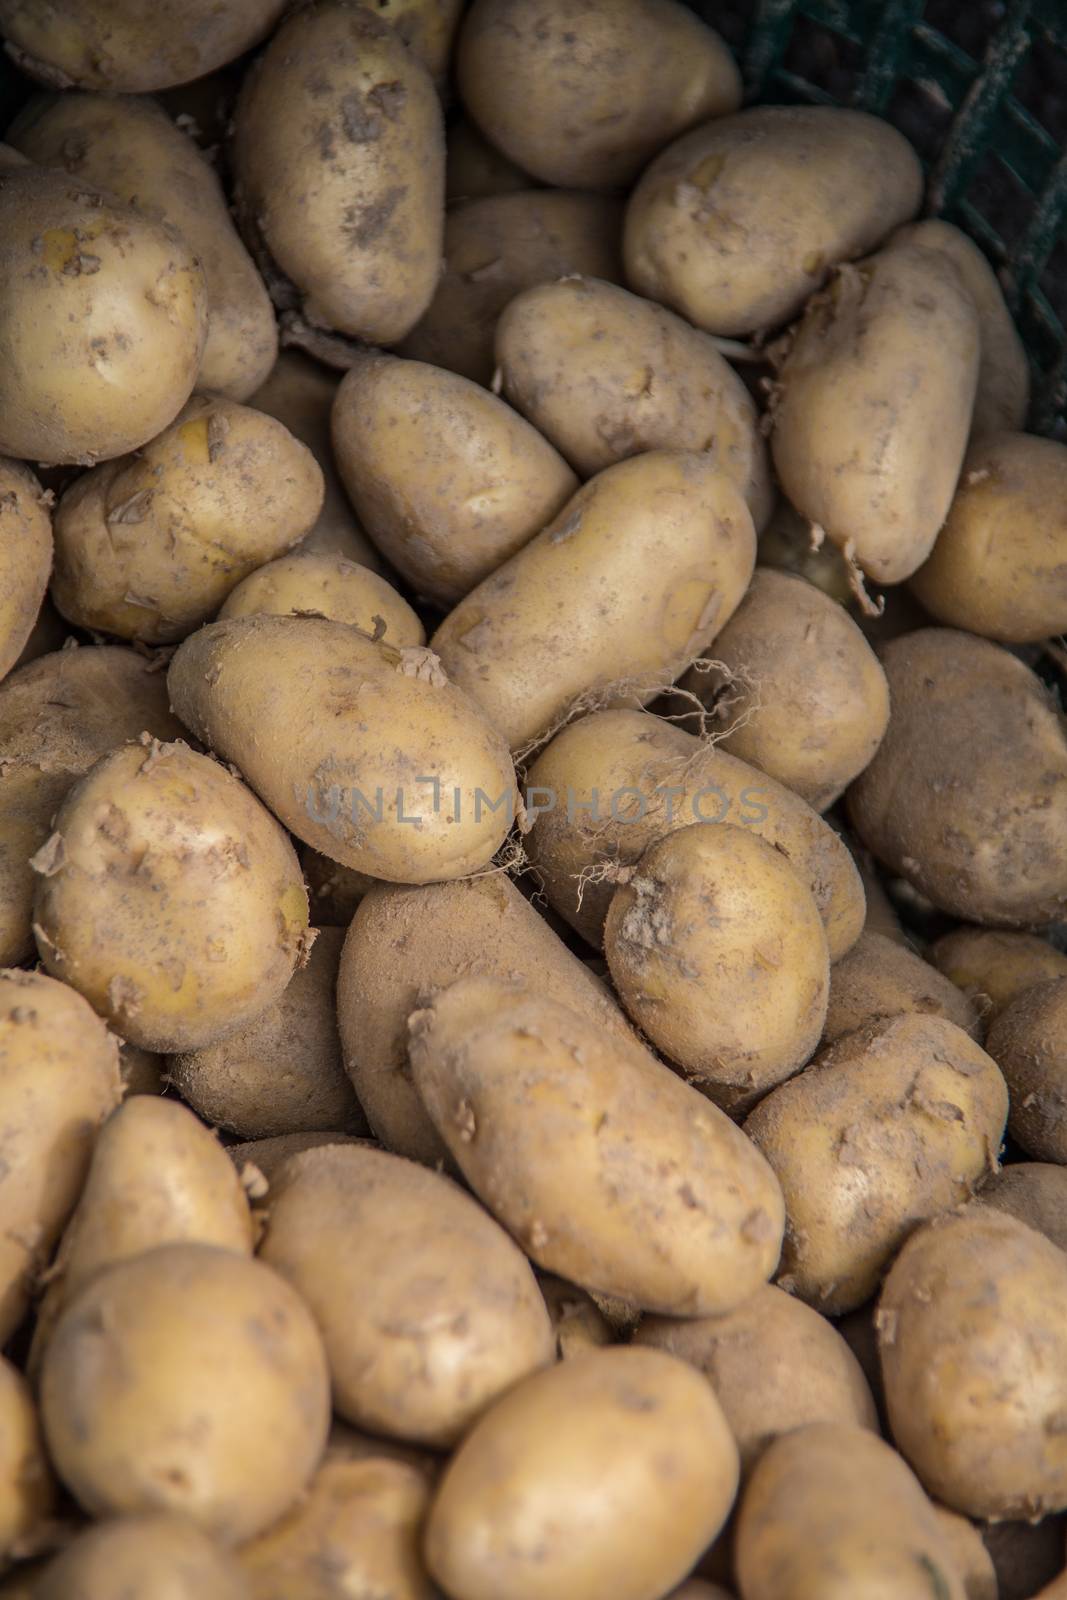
xmin=985 ymin=977 xmax=1067 ymax=1163
xmin=822 ymin=930 xmax=980 ymax=1046
xmin=0 ymin=1357 xmax=54 ymax=1567
xmin=219 ymin=551 xmax=424 ymax=647
xmin=929 ymin=926 xmax=1067 ymax=1025
xmin=0 ymin=459 xmax=51 ymax=686
xmin=35 ymin=1514 xmax=249 ymax=1600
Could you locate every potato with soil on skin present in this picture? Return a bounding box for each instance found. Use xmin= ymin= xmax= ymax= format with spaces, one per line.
xmin=878 ymin=1209 xmax=1067 ymax=1519
xmin=847 ymin=629 xmax=1067 ymax=926
xmin=168 ymin=616 xmax=517 ymax=885
xmin=397 ymin=188 xmax=623 ymax=385
xmin=772 ymin=243 xmax=980 ymax=584
xmin=226 ymin=1132 xmax=365 ymax=1189
xmin=0 ymin=1357 xmax=55 ymax=1569
xmin=678 ymin=569 xmax=889 ymax=812
xmin=336 ymin=874 xmax=638 ymax=1166
xmin=426 ymin=1346 xmax=739 ymax=1600
xmin=51 ymin=395 xmax=323 ymax=644
xmin=539 ymin=1275 xmax=614 ymax=1360
xmin=973 ymin=1162 xmax=1067 ymax=1252
xmin=446 ymin=117 xmax=531 ymax=200
xmin=34 ymin=1514 xmax=249 ymax=1600
xmin=624 ymin=105 xmax=922 ymax=339
xmin=0 ymin=970 xmax=122 ymax=1344
xmin=523 ymin=708 xmax=866 ymax=958
xmin=354 ymin=0 xmax=463 ymax=90
xmin=218 ymin=551 xmax=423 ymax=648
xmin=330 ymin=350 xmax=578 ymax=604
xmin=0 ymin=165 xmax=207 ymax=466
xmin=259 ymin=1142 xmax=555 ymax=1447
xmin=31 ymin=740 xmax=309 ymax=1054
xmin=232 ymin=4 xmax=444 ymax=345
xmin=41 ymin=1242 xmax=330 ymax=1541
xmin=734 ymin=1422 xmax=966 ymax=1600
xmin=929 ymin=926 xmax=1067 ymax=1025
xmin=931 ymin=1507 xmax=998 ymax=1600
xmin=604 ymin=823 xmax=829 ymax=1115
xmin=409 ymin=975 xmax=784 ymax=1315
xmin=744 ymin=1013 xmax=1008 ymax=1315
xmin=0 ymin=460 xmax=51 ymax=687
xmin=822 ymin=930 xmax=981 ymax=1046
xmin=910 ymin=433 xmax=1067 ymax=642
xmin=494 ymin=276 xmax=772 ymax=528
xmin=8 ymin=92 xmax=276 ymax=401
xmin=432 ymin=450 xmax=755 ymax=752
xmin=984 ymin=977 xmax=1067 ymax=1163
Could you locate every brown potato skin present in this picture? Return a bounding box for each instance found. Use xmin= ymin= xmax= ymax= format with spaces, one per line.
xmin=985 ymin=977 xmax=1067 ymax=1162
xmin=823 ymin=930 xmax=980 ymax=1046
xmin=973 ymin=1162 xmax=1067 ymax=1252
xmin=928 ymin=926 xmax=1067 ymax=1026
xmin=0 ymin=1357 xmax=54 ymax=1569
xmin=35 ymin=1514 xmax=249 ymax=1600
xmin=0 ymin=459 xmax=51 ymax=686
xmin=983 ymin=1520 xmax=1067 ymax=1600
xmin=355 ymin=0 xmax=464 ymax=89
xmin=218 ymin=552 xmax=423 ymax=647
xmin=446 ymin=117 xmax=531 ymax=201
xmin=931 ymin=1507 xmax=998 ymax=1600
xmin=227 ymin=1131 xmax=365 ymax=1187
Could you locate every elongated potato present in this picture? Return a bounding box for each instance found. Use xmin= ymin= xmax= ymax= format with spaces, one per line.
xmin=9 ymin=92 xmax=276 ymax=400
xmin=425 ymin=1347 xmax=739 ymax=1600
xmin=446 ymin=117 xmax=531 ymax=200
xmin=847 ymin=629 xmax=1067 ymax=926
xmin=985 ymin=977 xmax=1067 ymax=1162
xmin=974 ymin=1162 xmax=1067 ymax=1251
xmin=259 ymin=1142 xmax=555 ymax=1446
xmin=772 ymin=243 xmax=980 ymax=583
xmin=168 ymin=617 xmax=517 ymax=884
xmin=218 ymin=551 xmax=423 ymax=648
xmin=233 ymin=3 xmax=444 ymax=344
xmin=35 ymin=1515 xmax=249 ymax=1600
xmin=331 ymin=351 xmax=578 ymax=603
xmin=823 ymin=930 xmax=980 ymax=1046
xmin=624 ymin=106 xmax=922 ymax=337
xmin=31 ymin=741 xmax=309 ymax=1053
xmin=524 ymin=708 xmax=865 ymax=957
xmin=0 ymin=460 xmax=51 ymax=686
xmin=744 ymin=1014 xmax=1008 ymax=1314
xmin=495 ymin=276 xmax=772 ymax=527
xmin=0 ymin=1357 xmax=54 ymax=1569
xmin=337 ymin=874 xmax=637 ymax=1166
xmin=432 ymin=451 xmax=755 ymax=751
xmin=409 ymin=976 xmax=784 ymax=1315
xmin=929 ymin=927 xmax=1067 ymax=1025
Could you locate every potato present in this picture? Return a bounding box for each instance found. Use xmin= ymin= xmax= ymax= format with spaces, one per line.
xmin=31 ymin=740 xmax=309 ymax=1053
xmin=0 ymin=970 xmax=122 ymax=1344
xmin=0 ymin=164 xmax=208 ymax=465
xmin=0 ymin=1358 xmax=54 ymax=1569
xmin=336 ymin=873 xmax=637 ymax=1165
xmin=539 ymin=1275 xmax=613 ymax=1360
xmin=983 ymin=1519 xmax=1067 ymax=1600
xmin=929 ymin=926 xmax=1067 ymax=1026
xmin=425 ymin=1346 xmax=739 ymax=1600
xmin=115 ymin=1042 xmax=162 ymax=1096
xmin=635 ymin=1284 xmax=877 ymax=1476
xmin=823 ymin=930 xmax=980 ymax=1046
xmin=755 ymin=498 xmax=854 ymax=606
xmin=494 ymin=276 xmax=772 ymax=527
xmin=51 ymin=396 xmax=323 ymax=644
xmin=457 ymin=0 xmax=740 ymax=190
xmin=258 ymin=1142 xmax=554 ymax=1446
xmin=850 ymin=845 xmax=909 ymax=947
xmin=847 ymin=629 xmax=1067 ymax=925
xmin=167 ymin=616 xmax=517 ymax=884
xmin=893 ymin=218 xmax=1029 ymax=435
xmin=169 ymin=926 xmax=367 ymax=1141
xmin=734 ymin=1422 xmax=965 ymax=1600
xmin=624 ymin=106 xmax=922 ymax=338
xmin=446 ymin=117 xmax=531 ymax=200
xmin=984 ymin=978 xmax=1067 ymax=1162
xmin=910 ymin=433 xmax=1067 ymax=642
xmin=878 ymin=1209 xmax=1067 ymax=1518
xmin=0 ymin=644 xmax=184 ymax=967
xmin=0 ymin=460 xmax=51 ymax=687
xmin=604 ymin=823 xmax=829 ymax=1114
xmin=218 ymin=551 xmax=423 ymax=648
xmin=409 ymin=975 xmax=784 ymax=1315
xmin=9 ymin=92 xmax=275 ymax=401
xmin=10 ymin=597 xmax=67 ymax=676
xmin=35 ymin=1514 xmax=248 ymax=1600
xmin=667 ymin=1586 xmax=735 ymax=1600
xmin=432 ymin=451 xmax=755 ymax=751
xmin=331 ymin=351 xmax=578 ymax=603
xmin=523 ymin=708 xmax=866 ymax=957
xmin=227 ymin=1132 xmax=364 ymax=1188
xmin=678 ymin=569 xmax=889 ymax=811
xmin=931 ymin=1507 xmax=998 ymax=1600
xmin=355 ymin=0 xmax=463 ymax=89
xmin=974 ymin=1162 xmax=1067 ymax=1252
xmin=300 ymin=848 xmax=376 ymax=926
xmin=744 ymin=1014 xmax=1008 ymax=1315
xmin=771 ymin=242 xmax=980 ymax=583
xmin=233 ymin=3 xmax=444 ymax=344
xmin=1037 ymin=1574 xmax=1067 ymax=1600
xmin=397 ymin=189 xmax=622 ymax=385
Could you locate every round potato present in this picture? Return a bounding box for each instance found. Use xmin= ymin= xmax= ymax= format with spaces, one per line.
xmin=744 ymin=1013 xmax=1008 ymax=1315
xmin=432 ymin=450 xmax=756 ymax=752
xmin=258 ymin=1142 xmax=555 ymax=1446
xmin=0 ymin=459 xmax=51 ymax=686
xmin=931 ymin=1507 xmax=998 ymax=1600
xmin=232 ymin=3 xmax=444 ymax=344
xmin=425 ymin=1346 xmax=739 ymax=1600
xmin=0 ymin=1358 xmax=54 ymax=1569
xmin=878 ymin=1209 xmax=1067 ymax=1519
xmin=847 ymin=629 xmax=1067 ymax=926
xmin=409 ymin=976 xmax=785 ymax=1315
xmin=822 ymin=930 xmax=981 ymax=1046
xmin=0 ymin=164 xmax=207 ymax=465
xmin=973 ymin=1162 xmax=1067 ymax=1252
xmin=604 ymin=823 xmax=829 ymax=1114
xmin=539 ymin=1275 xmax=613 ymax=1361
xmin=446 ymin=117 xmax=531 ymax=200
xmin=985 ymin=977 xmax=1067 ymax=1162
xmin=928 ymin=927 xmax=1067 ymax=1026
xmin=218 ymin=551 xmax=423 ymax=648
xmin=624 ymin=105 xmax=922 ymax=337
xmin=35 ymin=1514 xmax=249 ymax=1600
xmin=678 ymin=569 xmax=889 ymax=811
xmin=495 ymin=276 xmax=772 ymax=527
xmin=331 ymin=351 xmax=578 ymax=604
xmin=167 ymin=617 xmax=517 ymax=884
xmin=31 ymin=740 xmax=309 ymax=1053
xmin=227 ymin=1132 xmax=365 ymax=1189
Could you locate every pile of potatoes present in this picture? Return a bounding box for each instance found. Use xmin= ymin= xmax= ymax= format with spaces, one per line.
xmin=3 ymin=1 xmax=1067 ymax=1597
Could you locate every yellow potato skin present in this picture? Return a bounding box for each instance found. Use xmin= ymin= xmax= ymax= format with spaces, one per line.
xmin=353 ymin=0 xmax=463 ymax=88
xmin=624 ymin=105 xmax=922 ymax=337
xmin=0 ymin=970 xmax=122 ymax=1344
xmin=167 ymin=616 xmax=517 ymax=884
xmin=259 ymin=1143 xmax=555 ymax=1447
xmin=331 ymin=351 xmax=578 ymax=604
xmin=539 ymin=1275 xmax=613 ymax=1361
xmin=219 ymin=551 xmax=424 ymax=648
xmin=744 ymin=1013 xmax=1008 ymax=1315
xmin=928 ymin=926 xmax=1067 ymax=1025
xmin=0 ymin=1357 xmax=54 ymax=1568
xmin=0 ymin=459 xmax=51 ymax=686
xmin=930 ymin=1507 xmax=998 ymax=1600
xmin=985 ymin=977 xmax=1067 ymax=1162
xmin=35 ymin=1514 xmax=249 ymax=1600
xmin=409 ymin=976 xmax=785 ymax=1316
xmin=823 ymin=929 xmax=980 ymax=1046
xmin=32 ymin=741 xmax=309 ymax=1053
